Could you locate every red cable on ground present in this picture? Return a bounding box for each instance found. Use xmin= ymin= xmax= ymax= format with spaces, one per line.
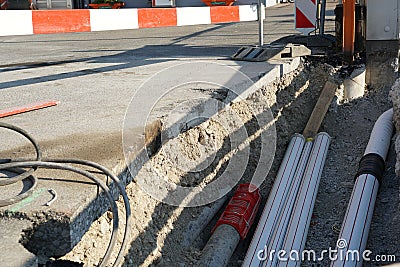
xmin=0 ymin=100 xmax=60 ymax=118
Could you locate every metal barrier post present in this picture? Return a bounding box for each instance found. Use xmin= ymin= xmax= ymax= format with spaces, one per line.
xmin=258 ymin=0 xmax=265 ymax=46
xmin=320 ymin=0 xmax=327 ymax=34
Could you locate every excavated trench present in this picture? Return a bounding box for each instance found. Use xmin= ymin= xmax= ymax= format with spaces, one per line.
xmin=50 ymin=57 xmax=400 ymax=266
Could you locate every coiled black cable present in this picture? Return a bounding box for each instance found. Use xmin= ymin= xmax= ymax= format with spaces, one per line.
xmin=0 ymin=122 xmax=131 ymax=267
xmin=0 ymin=166 xmax=37 ymax=207
xmin=0 ymin=123 xmax=41 ymax=186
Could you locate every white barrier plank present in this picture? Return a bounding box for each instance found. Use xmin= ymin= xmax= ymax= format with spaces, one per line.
xmin=90 ymin=9 xmax=139 ymax=31
xmin=177 ymin=7 xmax=211 ymax=26
xmin=0 ymin=11 xmax=33 ymax=36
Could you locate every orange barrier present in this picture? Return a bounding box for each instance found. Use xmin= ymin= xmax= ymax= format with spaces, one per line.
xmin=32 ymin=10 xmax=91 ymax=34
xmin=1 ymin=5 xmax=259 ymax=36
xmin=138 ymin=8 xmax=177 ymax=28
xmin=210 ymin=6 xmax=239 ymax=23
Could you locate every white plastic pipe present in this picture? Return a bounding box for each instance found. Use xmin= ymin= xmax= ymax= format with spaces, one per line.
xmin=364 ymin=109 xmax=393 ymax=159
xmin=264 ymin=140 xmax=314 ymax=267
xmin=330 ymin=174 xmax=378 ymax=267
xmin=243 ymin=134 xmax=305 ymax=267
xmin=277 ymin=132 xmax=331 ymax=267
xmin=331 ymin=109 xmax=393 ymax=267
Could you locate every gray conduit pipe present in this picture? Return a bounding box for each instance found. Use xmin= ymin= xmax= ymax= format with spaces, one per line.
xmin=243 ymin=134 xmax=306 ymax=267
xmin=331 ymin=109 xmax=394 ymax=267
xmin=198 ymin=224 xmax=241 ymax=267
xmin=264 ymin=140 xmax=314 ymax=267
xmin=278 ymin=132 xmax=331 ymax=267
xmin=182 ymin=195 xmax=228 ymax=248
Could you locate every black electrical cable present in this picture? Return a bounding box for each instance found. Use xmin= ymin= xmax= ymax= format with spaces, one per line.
xmin=0 ymin=161 xmax=119 ymax=266
xmin=0 ymin=123 xmax=131 ymax=267
xmin=0 ymin=167 xmax=37 ymax=207
xmin=0 ymin=122 xmax=41 ymax=185
xmin=0 ymin=122 xmax=41 ymax=206
xmin=48 ymin=158 xmax=132 ymax=267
